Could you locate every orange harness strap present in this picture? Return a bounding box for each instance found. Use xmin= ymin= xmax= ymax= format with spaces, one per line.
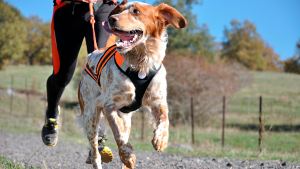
xmin=85 ymin=45 xmax=118 ymax=89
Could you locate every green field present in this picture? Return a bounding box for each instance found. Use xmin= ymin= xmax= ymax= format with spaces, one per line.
xmin=227 ymin=71 xmax=300 ymax=126
xmin=0 ymin=66 xmax=300 ymax=162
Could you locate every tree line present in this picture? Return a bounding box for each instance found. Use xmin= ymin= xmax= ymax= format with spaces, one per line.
xmin=0 ymin=0 xmax=51 ymax=69
xmin=0 ymin=0 xmax=299 ymax=74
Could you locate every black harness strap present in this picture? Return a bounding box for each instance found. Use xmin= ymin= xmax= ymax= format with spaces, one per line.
xmin=115 ymin=59 xmax=161 ymax=113
xmin=85 ymin=45 xmax=162 ymax=113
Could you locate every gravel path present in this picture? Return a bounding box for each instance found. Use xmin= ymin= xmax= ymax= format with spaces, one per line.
xmin=1 ymin=131 xmax=299 ymax=169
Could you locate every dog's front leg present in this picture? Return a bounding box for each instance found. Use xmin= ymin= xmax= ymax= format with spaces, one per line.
xmin=84 ymin=107 xmax=102 ymax=169
xmin=104 ymin=105 xmax=136 ymax=169
xmin=150 ymin=103 xmax=169 ymax=152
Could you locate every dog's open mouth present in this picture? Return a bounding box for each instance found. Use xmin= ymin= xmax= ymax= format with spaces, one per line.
xmin=103 ymin=21 xmax=143 ymax=49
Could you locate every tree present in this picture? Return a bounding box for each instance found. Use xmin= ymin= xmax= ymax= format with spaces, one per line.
xmin=221 ymin=19 xmax=266 ymax=70
xmin=262 ymin=42 xmax=282 ymax=71
xmin=284 ymin=38 xmax=300 ymax=74
xmin=23 ymin=15 xmax=52 ymax=65
xmin=0 ymin=0 xmax=26 ymax=69
xmin=154 ymin=0 xmax=216 ymax=62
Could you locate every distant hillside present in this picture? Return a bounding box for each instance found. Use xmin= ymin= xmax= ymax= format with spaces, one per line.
xmin=228 ymin=71 xmax=300 ymax=125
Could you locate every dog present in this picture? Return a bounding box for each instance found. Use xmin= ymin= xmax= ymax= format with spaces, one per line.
xmin=78 ymin=0 xmax=186 ymax=168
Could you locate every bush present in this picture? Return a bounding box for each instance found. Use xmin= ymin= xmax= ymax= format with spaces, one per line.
xmin=164 ymin=55 xmax=252 ymax=126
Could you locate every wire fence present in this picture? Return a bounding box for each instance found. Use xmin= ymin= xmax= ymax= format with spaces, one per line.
xmin=1 ymin=74 xmax=300 ymax=156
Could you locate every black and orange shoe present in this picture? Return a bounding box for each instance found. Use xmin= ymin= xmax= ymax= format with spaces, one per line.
xmin=86 ymin=135 xmax=113 ymax=164
xmin=41 ymin=106 xmax=60 ymax=147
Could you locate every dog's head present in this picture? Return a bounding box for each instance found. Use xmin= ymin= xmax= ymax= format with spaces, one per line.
xmin=103 ymin=0 xmax=187 ymax=53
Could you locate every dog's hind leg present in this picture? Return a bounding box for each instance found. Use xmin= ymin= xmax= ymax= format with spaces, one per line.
xmin=103 ymin=105 xmax=136 ymax=169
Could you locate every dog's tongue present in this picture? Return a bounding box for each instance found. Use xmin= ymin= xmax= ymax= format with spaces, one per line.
xmin=102 ymin=21 xmax=134 ymax=42
xmin=102 ymin=21 xmax=114 ymax=34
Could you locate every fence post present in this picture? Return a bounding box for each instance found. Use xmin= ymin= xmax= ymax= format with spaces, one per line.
xmin=141 ymin=107 xmax=144 ymax=141
xmin=10 ymin=75 xmax=14 ymax=115
xmin=191 ymin=97 xmax=195 ymax=145
xmin=222 ymin=96 xmax=226 ymax=148
xmin=26 ymin=78 xmax=30 ymax=116
xmin=258 ymin=96 xmax=262 ymax=155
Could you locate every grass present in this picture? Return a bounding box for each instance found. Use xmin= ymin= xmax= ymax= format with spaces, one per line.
xmin=227 ymin=71 xmax=300 ymax=126
xmin=0 ymin=66 xmax=300 ymax=163
xmin=0 ymin=65 xmax=81 ymax=99
xmin=0 ymin=156 xmax=29 ymax=169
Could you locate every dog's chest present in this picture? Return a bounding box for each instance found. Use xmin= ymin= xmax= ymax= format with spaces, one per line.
xmin=100 ymin=59 xmax=161 ymax=113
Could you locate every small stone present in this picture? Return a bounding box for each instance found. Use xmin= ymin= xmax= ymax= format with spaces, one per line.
xmin=226 ymin=163 xmax=232 ymax=167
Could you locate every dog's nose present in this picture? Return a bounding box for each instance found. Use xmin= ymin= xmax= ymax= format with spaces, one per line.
xmin=108 ymin=16 xmax=118 ymax=26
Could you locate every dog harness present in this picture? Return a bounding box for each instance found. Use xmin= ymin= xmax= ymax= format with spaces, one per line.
xmin=85 ymin=45 xmax=162 ymax=113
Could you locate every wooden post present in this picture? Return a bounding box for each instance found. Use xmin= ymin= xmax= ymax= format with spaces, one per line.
xmin=10 ymin=75 xmax=13 ymax=115
xmin=191 ymin=97 xmax=195 ymax=145
xmin=26 ymin=78 xmax=30 ymax=116
xmin=222 ymin=96 xmax=226 ymax=148
xmin=141 ymin=107 xmax=144 ymax=141
xmin=258 ymin=96 xmax=262 ymax=155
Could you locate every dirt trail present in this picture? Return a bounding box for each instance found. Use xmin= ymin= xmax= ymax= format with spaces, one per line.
xmin=0 ymin=131 xmax=299 ymax=169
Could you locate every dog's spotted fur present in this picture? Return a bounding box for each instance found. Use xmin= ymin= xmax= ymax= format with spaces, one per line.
xmin=78 ymin=1 xmax=186 ymax=168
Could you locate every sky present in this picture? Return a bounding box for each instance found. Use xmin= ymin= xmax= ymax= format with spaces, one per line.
xmin=4 ymin=0 xmax=300 ymax=61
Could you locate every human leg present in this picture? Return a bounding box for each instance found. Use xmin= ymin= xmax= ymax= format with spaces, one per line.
xmin=42 ymin=2 xmax=87 ymax=146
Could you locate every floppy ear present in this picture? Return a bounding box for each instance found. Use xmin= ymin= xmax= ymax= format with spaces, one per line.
xmin=155 ymin=3 xmax=187 ymax=29
xmin=120 ymin=0 xmax=128 ymax=5
xmin=109 ymin=0 xmax=128 ymax=16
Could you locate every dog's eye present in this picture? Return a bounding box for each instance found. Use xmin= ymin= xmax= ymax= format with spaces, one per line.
xmin=133 ymin=9 xmax=140 ymax=14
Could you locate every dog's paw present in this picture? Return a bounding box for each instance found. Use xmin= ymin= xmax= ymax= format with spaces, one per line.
xmin=152 ymin=125 xmax=169 ymax=152
xmin=119 ymin=143 xmax=136 ymax=169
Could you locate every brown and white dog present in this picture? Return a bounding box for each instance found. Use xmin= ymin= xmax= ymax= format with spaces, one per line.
xmin=78 ymin=0 xmax=186 ymax=168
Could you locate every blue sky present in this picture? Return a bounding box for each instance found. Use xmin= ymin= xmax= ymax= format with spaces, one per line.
xmin=5 ymin=0 xmax=300 ymax=60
